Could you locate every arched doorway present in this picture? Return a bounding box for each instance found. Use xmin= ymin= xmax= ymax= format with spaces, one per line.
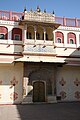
xmin=33 ymin=81 xmax=46 ymax=102
xmin=27 ymin=68 xmax=53 ymax=102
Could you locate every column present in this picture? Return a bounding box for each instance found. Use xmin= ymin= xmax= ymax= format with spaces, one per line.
xmin=76 ymin=33 xmax=79 ymax=48
xmin=63 ymin=32 xmax=67 ymax=47
xmin=34 ymin=26 xmax=37 ymax=42
xmin=43 ymin=27 xmax=46 ymax=42
xmin=53 ymin=30 xmax=55 ymax=44
xmin=8 ymin=27 xmax=12 ymax=40
xmin=23 ymin=24 xmax=27 ymax=43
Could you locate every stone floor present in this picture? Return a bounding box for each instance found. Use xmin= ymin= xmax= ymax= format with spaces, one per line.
xmin=0 ymin=102 xmax=80 ymax=120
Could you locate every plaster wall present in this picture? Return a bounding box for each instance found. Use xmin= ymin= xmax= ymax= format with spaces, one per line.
xmin=0 ymin=63 xmax=23 ymax=104
xmin=56 ymin=65 xmax=80 ymax=101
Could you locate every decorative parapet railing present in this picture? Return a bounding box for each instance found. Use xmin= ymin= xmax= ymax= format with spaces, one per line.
xmin=0 ymin=10 xmax=80 ymax=27
xmin=0 ymin=10 xmax=23 ymax=21
xmin=55 ymin=17 xmax=80 ymax=27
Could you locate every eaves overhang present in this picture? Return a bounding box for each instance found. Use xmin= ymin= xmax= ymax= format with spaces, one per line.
xmin=19 ymin=20 xmax=61 ymax=29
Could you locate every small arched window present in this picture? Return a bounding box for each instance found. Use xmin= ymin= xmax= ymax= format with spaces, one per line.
xmin=57 ymin=38 xmax=61 ymax=43
xmin=70 ymin=39 xmax=74 ymax=44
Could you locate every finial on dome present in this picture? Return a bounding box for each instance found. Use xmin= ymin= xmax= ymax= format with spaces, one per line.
xmin=37 ymin=6 xmax=41 ymax=12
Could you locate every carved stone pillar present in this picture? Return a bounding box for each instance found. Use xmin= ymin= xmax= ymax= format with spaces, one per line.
xmin=43 ymin=27 xmax=46 ymax=42
xmin=34 ymin=26 xmax=37 ymax=41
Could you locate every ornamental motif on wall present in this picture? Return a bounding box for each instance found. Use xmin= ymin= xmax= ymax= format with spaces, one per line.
xmin=74 ymin=78 xmax=80 ymax=86
xmin=59 ymin=78 xmax=66 ymax=86
xmin=10 ymin=92 xmax=18 ymax=100
xmin=60 ymin=91 xmax=66 ymax=99
xmin=75 ymin=91 xmax=80 ymax=99
xmin=10 ymin=76 xmax=18 ymax=86
xmin=0 ymin=80 xmax=2 ymax=85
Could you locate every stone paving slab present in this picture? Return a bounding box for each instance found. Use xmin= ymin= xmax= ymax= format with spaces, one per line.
xmin=0 ymin=102 xmax=80 ymax=120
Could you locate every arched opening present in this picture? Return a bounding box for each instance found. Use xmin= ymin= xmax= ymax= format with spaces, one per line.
xmin=27 ymin=26 xmax=34 ymax=39
xmin=33 ymin=81 xmax=46 ymax=102
xmin=25 ymin=68 xmax=53 ymax=102
xmin=0 ymin=26 xmax=8 ymax=40
xmin=55 ymin=31 xmax=64 ymax=43
xmin=46 ymin=27 xmax=53 ymax=41
xmin=12 ymin=28 xmax=22 ymax=40
xmin=67 ymin=32 xmax=76 ymax=44
xmin=37 ymin=26 xmax=44 ymax=40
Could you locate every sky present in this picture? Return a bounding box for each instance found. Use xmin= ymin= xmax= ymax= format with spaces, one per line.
xmin=0 ymin=0 xmax=80 ymax=18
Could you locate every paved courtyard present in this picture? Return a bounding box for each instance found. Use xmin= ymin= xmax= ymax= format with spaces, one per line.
xmin=0 ymin=102 xmax=80 ymax=120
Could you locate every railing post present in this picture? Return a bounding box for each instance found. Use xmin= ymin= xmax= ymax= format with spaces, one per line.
xmin=75 ymin=18 xmax=78 ymax=27
xmin=9 ymin=11 xmax=12 ymax=20
xmin=63 ymin=17 xmax=66 ymax=26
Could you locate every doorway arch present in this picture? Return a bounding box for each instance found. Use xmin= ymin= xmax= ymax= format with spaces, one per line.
xmin=28 ymin=68 xmax=53 ymax=102
xmin=33 ymin=80 xmax=46 ymax=102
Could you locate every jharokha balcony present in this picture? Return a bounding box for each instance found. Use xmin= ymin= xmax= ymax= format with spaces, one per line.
xmin=0 ymin=9 xmax=80 ymax=27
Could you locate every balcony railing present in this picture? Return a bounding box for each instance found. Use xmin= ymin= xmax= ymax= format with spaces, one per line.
xmin=0 ymin=10 xmax=80 ymax=27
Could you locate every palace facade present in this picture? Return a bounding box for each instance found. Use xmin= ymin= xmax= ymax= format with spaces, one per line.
xmin=0 ymin=6 xmax=80 ymax=104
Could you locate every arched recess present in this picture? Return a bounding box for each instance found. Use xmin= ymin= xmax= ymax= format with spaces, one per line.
xmin=67 ymin=32 xmax=76 ymax=44
xmin=55 ymin=31 xmax=64 ymax=43
xmin=27 ymin=25 xmax=34 ymax=39
xmin=28 ymin=68 xmax=53 ymax=96
xmin=12 ymin=28 xmax=22 ymax=40
xmin=0 ymin=26 xmax=8 ymax=39
xmin=36 ymin=26 xmax=44 ymax=40
xmin=46 ymin=27 xmax=53 ymax=40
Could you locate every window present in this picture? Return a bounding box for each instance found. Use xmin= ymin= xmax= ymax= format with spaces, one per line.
xmin=57 ymin=38 xmax=61 ymax=43
xmin=0 ymin=34 xmax=5 ymax=39
xmin=70 ymin=39 xmax=74 ymax=44
xmin=14 ymin=34 xmax=20 ymax=40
